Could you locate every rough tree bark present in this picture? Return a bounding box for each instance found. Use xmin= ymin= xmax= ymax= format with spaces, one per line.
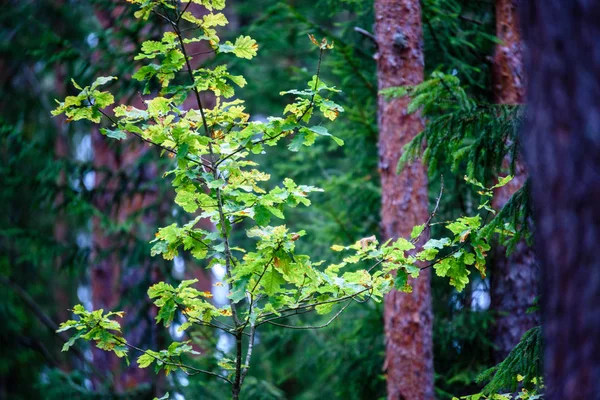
xmin=490 ymin=0 xmax=539 ymax=364
xmin=375 ymin=1 xmax=434 ymax=399
xmin=493 ymin=0 xmax=525 ymax=105
xmin=520 ymin=1 xmax=600 ymax=398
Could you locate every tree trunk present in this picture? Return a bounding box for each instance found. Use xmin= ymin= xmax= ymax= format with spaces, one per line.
xmin=375 ymin=1 xmax=434 ymax=399
xmin=90 ymin=128 xmax=125 ymax=388
xmin=90 ymin=7 xmax=158 ymax=393
xmin=520 ymin=1 xmax=600 ymax=398
xmin=490 ymin=0 xmax=539 ymax=364
xmin=493 ymin=0 xmax=525 ymax=105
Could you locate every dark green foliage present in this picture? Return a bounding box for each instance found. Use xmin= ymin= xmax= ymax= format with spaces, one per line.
xmin=0 ymin=1 xmax=174 ymax=397
xmin=433 ymin=303 xmax=496 ymax=397
xmin=383 ymin=72 xmax=524 ymax=184
xmin=479 ymin=182 xmax=533 ymax=254
xmin=246 ymin=302 xmax=386 ymax=400
xmin=422 ymin=0 xmax=498 ymax=93
xmin=384 ymin=71 xmax=534 ymax=256
xmin=477 ymin=326 xmax=542 ymax=395
xmin=418 ymin=102 xmax=522 ymax=183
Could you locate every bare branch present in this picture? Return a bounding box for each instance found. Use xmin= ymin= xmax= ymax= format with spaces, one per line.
xmin=239 ymin=324 xmax=256 ymax=385
xmin=353 ymin=26 xmax=377 ymax=45
xmin=411 ymin=175 xmax=444 ymax=245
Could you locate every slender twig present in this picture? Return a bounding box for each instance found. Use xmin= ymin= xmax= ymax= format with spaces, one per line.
xmin=256 ymin=308 xmax=315 ymax=326
xmin=152 ymin=10 xmax=172 ymax=24
xmin=214 ymin=189 xmax=240 ymax=327
xmin=213 ymin=128 xmax=284 ymax=168
xmin=189 ymin=318 xmax=238 ymax=335
xmin=459 ymin=15 xmax=483 ymax=25
xmin=300 ymin=47 xmax=325 ymax=121
xmin=411 ymin=175 xmax=444 ymax=244
xmin=172 ymin=25 xmax=211 ymax=139
xmin=367 ymin=259 xmax=384 ymax=273
xmin=96 ymin=108 xmax=213 ymax=172
xmin=265 ymin=300 xmax=352 ymax=330
xmin=257 ymin=287 xmax=372 ymax=325
xmin=294 ymin=275 xmax=308 ymax=302
xmin=249 ymin=245 xmax=281 ymax=294
xmin=282 ymin=3 xmax=371 ymax=59
xmin=353 ymin=26 xmax=377 ymax=45
xmin=352 ymin=289 xmax=374 ymax=304
xmin=176 ymin=0 xmax=192 ymax=22
xmin=180 ymin=25 xmax=200 ymax=33
xmin=187 ymin=232 xmax=214 ymax=250
xmin=281 ymin=4 xmax=376 ymax=93
xmin=177 ymin=305 xmax=239 ymax=336
xmin=240 ymin=245 xmax=283 ymax=331
xmin=188 ymin=49 xmax=217 ymax=57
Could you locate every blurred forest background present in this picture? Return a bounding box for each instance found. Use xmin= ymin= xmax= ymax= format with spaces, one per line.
xmin=1 ymin=0 xmax=596 ymax=399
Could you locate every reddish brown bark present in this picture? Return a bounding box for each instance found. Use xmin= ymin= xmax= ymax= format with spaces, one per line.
xmin=90 ymin=128 xmax=125 ymax=387
xmin=490 ymin=0 xmax=539 ymax=364
xmin=375 ymin=1 xmax=434 ymax=399
xmin=493 ymin=0 xmax=525 ymax=105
